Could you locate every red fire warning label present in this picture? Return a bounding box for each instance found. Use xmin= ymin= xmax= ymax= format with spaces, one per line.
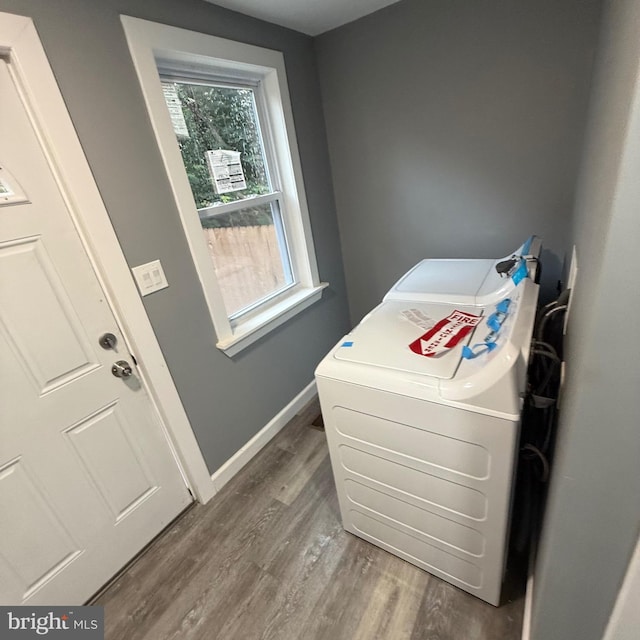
xmin=409 ymin=310 xmax=481 ymax=357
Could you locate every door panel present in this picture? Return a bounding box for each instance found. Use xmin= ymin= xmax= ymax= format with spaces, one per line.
xmin=64 ymin=403 xmax=159 ymax=522
xmin=0 ymin=235 xmax=99 ymax=392
xmin=0 ymin=53 xmax=192 ymax=605
xmin=0 ymin=457 xmax=82 ymax=601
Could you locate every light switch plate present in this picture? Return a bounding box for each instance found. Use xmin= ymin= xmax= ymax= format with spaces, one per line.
xmin=132 ymin=259 xmax=169 ymax=296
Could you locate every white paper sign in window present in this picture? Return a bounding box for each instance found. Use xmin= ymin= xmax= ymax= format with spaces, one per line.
xmin=206 ymin=150 xmax=247 ymax=194
xmin=161 ymin=83 xmax=190 ymax=138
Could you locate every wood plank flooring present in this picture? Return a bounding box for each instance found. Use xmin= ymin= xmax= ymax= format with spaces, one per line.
xmin=96 ymin=398 xmax=525 ymax=640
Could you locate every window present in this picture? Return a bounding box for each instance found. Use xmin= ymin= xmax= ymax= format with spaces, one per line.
xmin=161 ymin=78 xmax=294 ymax=318
xmin=122 ymin=17 xmax=326 ymax=355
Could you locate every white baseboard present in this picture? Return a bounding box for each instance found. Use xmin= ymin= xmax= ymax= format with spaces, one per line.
xmin=209 ymin=380 xmax=317 ymax=493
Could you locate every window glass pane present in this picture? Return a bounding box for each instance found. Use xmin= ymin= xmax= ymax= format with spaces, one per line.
xmin=162 ymin=79 xmax=296 ymax=316
xmin=165 ymin=81 xmax=272 ymax=208
xmin=200 ymin=201 xmax=294 ymax=316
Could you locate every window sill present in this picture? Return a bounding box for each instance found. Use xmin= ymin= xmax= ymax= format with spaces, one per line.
xmin=216 ymin=283 xmax=328 ymax=357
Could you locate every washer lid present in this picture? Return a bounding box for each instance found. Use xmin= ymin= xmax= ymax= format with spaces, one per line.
xmin=384 ymin=259 xmax=495 ymax=304
xmin=334 ymin=301 xmax=483 ymax=380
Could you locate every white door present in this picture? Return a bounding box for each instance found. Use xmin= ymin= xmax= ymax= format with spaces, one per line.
xmin=0 ymin=53 xmax=192 ymax=606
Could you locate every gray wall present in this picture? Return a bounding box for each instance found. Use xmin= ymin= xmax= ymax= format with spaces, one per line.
xmin=531 ymin=0 xmax=640 ymax=638
xmin=316 ymin=0 xmax=602 ymax=323
xmin=0 ymin=0 xmax=349 ymax=472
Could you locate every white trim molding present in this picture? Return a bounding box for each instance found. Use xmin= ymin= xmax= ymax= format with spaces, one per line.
xmin=211 ymin=381 xmax=317 ymax=492
xmin=0 ymin=11 xmax=215 ymax=504
xmin=121 ymin=16 xmax=327 ymax=356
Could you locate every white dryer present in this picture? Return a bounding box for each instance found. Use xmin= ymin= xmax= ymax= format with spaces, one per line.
xmin=316 ymin=272 xmax=539 ymax=605
xmin=384 ymin=236 xmax=541 ymax=305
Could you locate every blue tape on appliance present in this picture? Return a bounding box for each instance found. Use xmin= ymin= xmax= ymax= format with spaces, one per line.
xmin=487 ymin=299 xmax=511 ymax=332
xmin=462 ymin=341 xmax=498 ymax=359
xmin=521 ymin=235 xmax=533 ymax=256
xmin=341 ymin=341 xmax=354 ymax=347
xmin=487 ymin=312 xmax=504 ymax=332
xmin=511 ymin=259 xmax=528 ymax=286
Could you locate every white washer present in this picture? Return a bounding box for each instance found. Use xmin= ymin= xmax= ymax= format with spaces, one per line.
xmin=385 ymin=236 xmax=542 ymax=305
xmin=316 ymin=275 xmax=539 ymax=606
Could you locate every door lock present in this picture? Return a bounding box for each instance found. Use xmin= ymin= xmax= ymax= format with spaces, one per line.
xmin=111 ymin=360 xmax=133 ymax=378
xmin=99 ymin=332 xmax=118 ymax=350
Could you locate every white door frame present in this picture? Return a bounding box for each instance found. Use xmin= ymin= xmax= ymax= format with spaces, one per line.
xmin=0 ymin=11 xmax=215 ymax=504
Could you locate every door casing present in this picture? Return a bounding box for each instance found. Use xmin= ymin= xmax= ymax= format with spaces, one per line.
xmin=0 ymin=11 xmax=215 ymax=504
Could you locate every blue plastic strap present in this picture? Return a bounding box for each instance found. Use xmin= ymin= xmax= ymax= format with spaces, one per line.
xmin=461 ymin=345 xmax=474 ymax=359
xmin=496 ymin=298 xmax=511 ymax=314
xmin=486 ymin=312 xmax=504 ymax=332
xmin=462 ymin=341 xmax=498 ymax=359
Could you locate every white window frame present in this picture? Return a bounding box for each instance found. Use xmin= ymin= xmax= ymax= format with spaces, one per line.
xmin=121 ymin=17 xmax=327 ymax=356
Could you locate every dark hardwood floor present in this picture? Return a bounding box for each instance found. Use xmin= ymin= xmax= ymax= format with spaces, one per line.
xmin=96 ymin=398 xmax=525 ymax=640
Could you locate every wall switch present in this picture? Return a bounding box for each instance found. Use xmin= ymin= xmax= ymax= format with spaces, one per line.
xmin=132 ymin=259 xmax=169 ymax=296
